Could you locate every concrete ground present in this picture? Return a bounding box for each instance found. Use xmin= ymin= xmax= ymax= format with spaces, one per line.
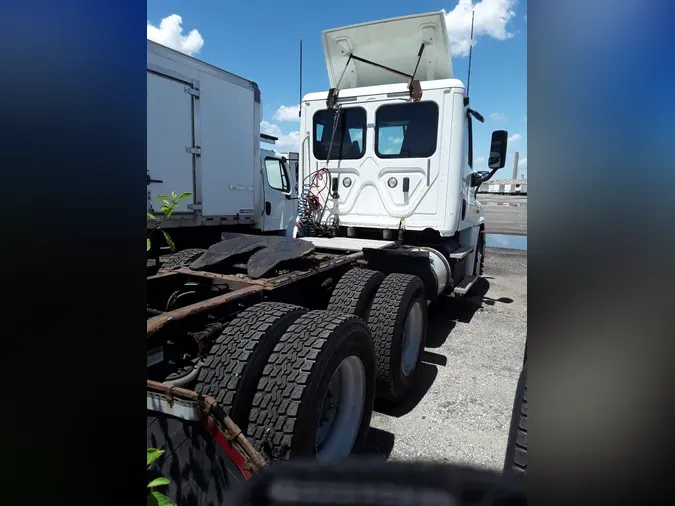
xmin=478 ymin=194 xmax=527 ymax=236
xmin=365 ymin=247 xmax=527 ymax=471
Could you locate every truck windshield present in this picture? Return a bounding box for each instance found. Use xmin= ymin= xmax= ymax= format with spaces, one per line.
xmin=375 ymin=101 xmax=439 ymax=158
xmin=313 ymin=107 xmax=366 ymax=160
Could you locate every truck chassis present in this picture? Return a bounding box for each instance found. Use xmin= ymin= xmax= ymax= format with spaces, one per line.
xmin=146 ymin=236 xmax=461 ymax=501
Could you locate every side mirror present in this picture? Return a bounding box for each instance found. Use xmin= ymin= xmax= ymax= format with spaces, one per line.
xmin=488 ymin=130 xmax=508 ymax=169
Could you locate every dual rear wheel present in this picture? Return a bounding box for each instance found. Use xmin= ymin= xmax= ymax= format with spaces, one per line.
xmin=195 ymin=303 xmax=376 ymax=463
xmin=328 ymin=268 xmax=428 ymax=401
xmin=192 ymin=268 xmax=429 ymax=465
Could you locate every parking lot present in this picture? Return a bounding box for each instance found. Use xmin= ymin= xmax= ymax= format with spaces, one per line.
xmin=479 ymin=194 xmax=528 ymax=236
xmin=365 ymin=246 xmax=527 ymax=471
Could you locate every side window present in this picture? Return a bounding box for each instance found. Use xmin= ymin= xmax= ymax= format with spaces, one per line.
xmin=265 ymin=158 xmax=290 ymax=193
xmin=375 ymin=102 xmax=439 ymax=158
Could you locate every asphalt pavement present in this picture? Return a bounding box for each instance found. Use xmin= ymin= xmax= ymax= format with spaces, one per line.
xmin=479 ymin=195 xmax=528 ymax=236
xmin=365 ymin=247 xmax=527 ymax=471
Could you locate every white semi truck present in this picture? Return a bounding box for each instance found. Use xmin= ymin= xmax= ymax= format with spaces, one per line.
xmin=146 ymin=11 xmax=508 ymax=502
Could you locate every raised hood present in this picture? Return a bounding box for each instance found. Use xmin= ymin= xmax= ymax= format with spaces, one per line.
xmin=322 ymin=11 xmax=453 ymax=90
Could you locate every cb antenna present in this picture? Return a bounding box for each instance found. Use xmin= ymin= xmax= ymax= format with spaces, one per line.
xmin=466 ymin=9 xmax=475 ymax=98
xmin=299 ymin=38 xmax=303 ymax=118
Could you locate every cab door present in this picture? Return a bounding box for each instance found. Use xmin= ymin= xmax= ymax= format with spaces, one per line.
xmin=262 ymin=156 xmax=295 ymax=233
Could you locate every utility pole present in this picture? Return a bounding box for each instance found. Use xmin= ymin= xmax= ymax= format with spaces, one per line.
xmin=512 ymin=151 xmax=519 ymax=180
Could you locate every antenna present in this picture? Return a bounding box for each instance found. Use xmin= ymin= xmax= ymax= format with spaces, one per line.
xmin=299 ymin=38 xmax=303 ymax=118
xmin=466 ymin=9 xmax=475 ymax=98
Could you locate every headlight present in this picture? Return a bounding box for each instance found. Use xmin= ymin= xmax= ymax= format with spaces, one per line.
xmin=343 ymin=177 xmax=352 ymax=188
xmin=387 ymin=177 xmax=398 ymax=188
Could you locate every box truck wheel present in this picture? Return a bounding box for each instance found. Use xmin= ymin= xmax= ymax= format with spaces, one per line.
xmin=162 ymin=248 xmax=206 ymax=269
xmin=368 ymin=273 xmax=428 ymax=401
xmin=327 ymin=268 xmax=385 ymax=321
xmin=504 ymin=363 xmax=527 ymax=474
xmin=246 ymin=311 xmax=376 ymax=463
xmin=195 ymin=302 xmax=307 ymax=434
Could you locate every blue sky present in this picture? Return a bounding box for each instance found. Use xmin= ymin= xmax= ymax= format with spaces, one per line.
xmin=147 ymin=0 xmax=527 ymax=180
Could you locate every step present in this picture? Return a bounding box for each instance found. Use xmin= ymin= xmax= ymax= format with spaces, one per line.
xmin=454 ymin=275 xmax=478 ymax=295
xmin=449 ymin=245 xmax=474 ymax=260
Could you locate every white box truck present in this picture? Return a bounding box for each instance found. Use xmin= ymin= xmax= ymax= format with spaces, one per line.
xmin=146 ymin=40 xmax=297 ymax=249
xmin=147 ymin=12 xmax=509 ymax=493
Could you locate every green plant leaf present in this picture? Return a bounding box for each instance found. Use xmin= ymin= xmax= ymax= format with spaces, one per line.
xmin=157 ymin=195 xmax=171 ymax=200
xmin=171 ymin=191 xmax=177 ymax=199
xmin=148 ymin=491 xmax=175 ymax=506
xmin=147 ymin=238 xmax=151 ymax=251
xmin=147 ymin=212 xmax=156 ymax=221
xmin=148 ymin=477 xmax=170 ymax=488
xmin=162 ymin=230 xmax=175 ymax=251
xmin=147 ymin=448 xmax=164 ymax=467
xmin=176 ymin=192 xmax=192 ymax=202
xmin=162 ymin=200 xmax=171 ymax=207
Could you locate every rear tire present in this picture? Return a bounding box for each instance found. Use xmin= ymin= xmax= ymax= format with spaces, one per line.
xmin=195 ymin=302 xmax=307 ymax=434
xmin=162 ymin=248 xmax=206 ymax=269
xmin=326 ymin=268 xmax=385 ymax=321
xmin=246 ymin=311 xmax=376 ymax=463
xmin=475 ymin=229 xmax=485 ymax=276
xmin=368 ymin=273 xmax=428 ymax=401
xmin=504 ymin=363 xmax=527 ymax=474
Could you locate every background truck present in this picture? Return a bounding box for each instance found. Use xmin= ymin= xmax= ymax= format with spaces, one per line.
xmin=147 ymin=40 xmax=297 ymax=251
xmin=147 ymin=11 xmax=508 ymax=504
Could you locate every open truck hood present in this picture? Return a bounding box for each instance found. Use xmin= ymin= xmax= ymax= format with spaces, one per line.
xmin=322 ymin=11 xmax=453 ymax=90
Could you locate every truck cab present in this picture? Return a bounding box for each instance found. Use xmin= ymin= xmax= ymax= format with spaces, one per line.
xmin=297 ymin=11 xmax=507 ymax=295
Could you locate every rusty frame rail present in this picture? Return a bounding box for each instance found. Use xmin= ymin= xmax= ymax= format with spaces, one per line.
xmin=153 ymin=251 xmax=363 ymax=290
xmin=147 ymin=251 xmax=363 ymax=335
xmin=147 ymin=380 xmax=266 ymax=474
xmin=147 ymin=284 xmax=263 ymax=336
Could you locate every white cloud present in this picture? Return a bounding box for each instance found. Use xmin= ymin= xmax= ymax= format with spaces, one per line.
xmin=518 ymin=157 xmax=527 ymax=166
xmin=387 ymin=136 xmax=403 ymax=144
xmin=508 ymin=133 xmax=522 ymax=142
xmin=445 ymin=0 xmax=519 ymax=57
xmin=261 ymin=120 xmax=300 ymax=151
xmin=147 ymin=14 xmax=204 ymax=56
xmin=474 ymin=156 xmax=486 ymax=164
xmin=490 ymin=112 xmax=507 ymax=121
xmin=273 ymin=105 xmax=300 ymax=122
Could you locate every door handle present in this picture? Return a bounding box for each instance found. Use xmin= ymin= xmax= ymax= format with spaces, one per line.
xmin=147 ymin=174 xmax=163 ymax=184
xmin=265 ymin=201 xmax=271 ymax=215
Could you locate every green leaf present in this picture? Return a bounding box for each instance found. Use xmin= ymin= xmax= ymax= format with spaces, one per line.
xmin=147 ymin=238 xmax=151 ymax=251
xmin=147 ymin=212 xmax=156 ymax=221
xmin=157 ymin=195 xmax=171 ymax=200
xmin=148 ymin=477 xmax=170 ymax=488
xmin=148 ymin=491 xmax=175 ymax=506
xmin=162 ymin=230 xmax=175 ymax=251
xmin=147 ymin=448 xmax=164 ymax=467
xmin=162 ymin=200 xmax=171 ymax=207
xmin=176 ymin=192 xmax=192 ymax=202
xmin=171 ymin=191 xmax=177 ymax=199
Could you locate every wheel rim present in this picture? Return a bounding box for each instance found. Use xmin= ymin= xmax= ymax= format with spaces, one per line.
xmin=316 ymin=355 xmax=366 ymax=463
xmin=401 ymin=301 xmax=424 ymax=376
